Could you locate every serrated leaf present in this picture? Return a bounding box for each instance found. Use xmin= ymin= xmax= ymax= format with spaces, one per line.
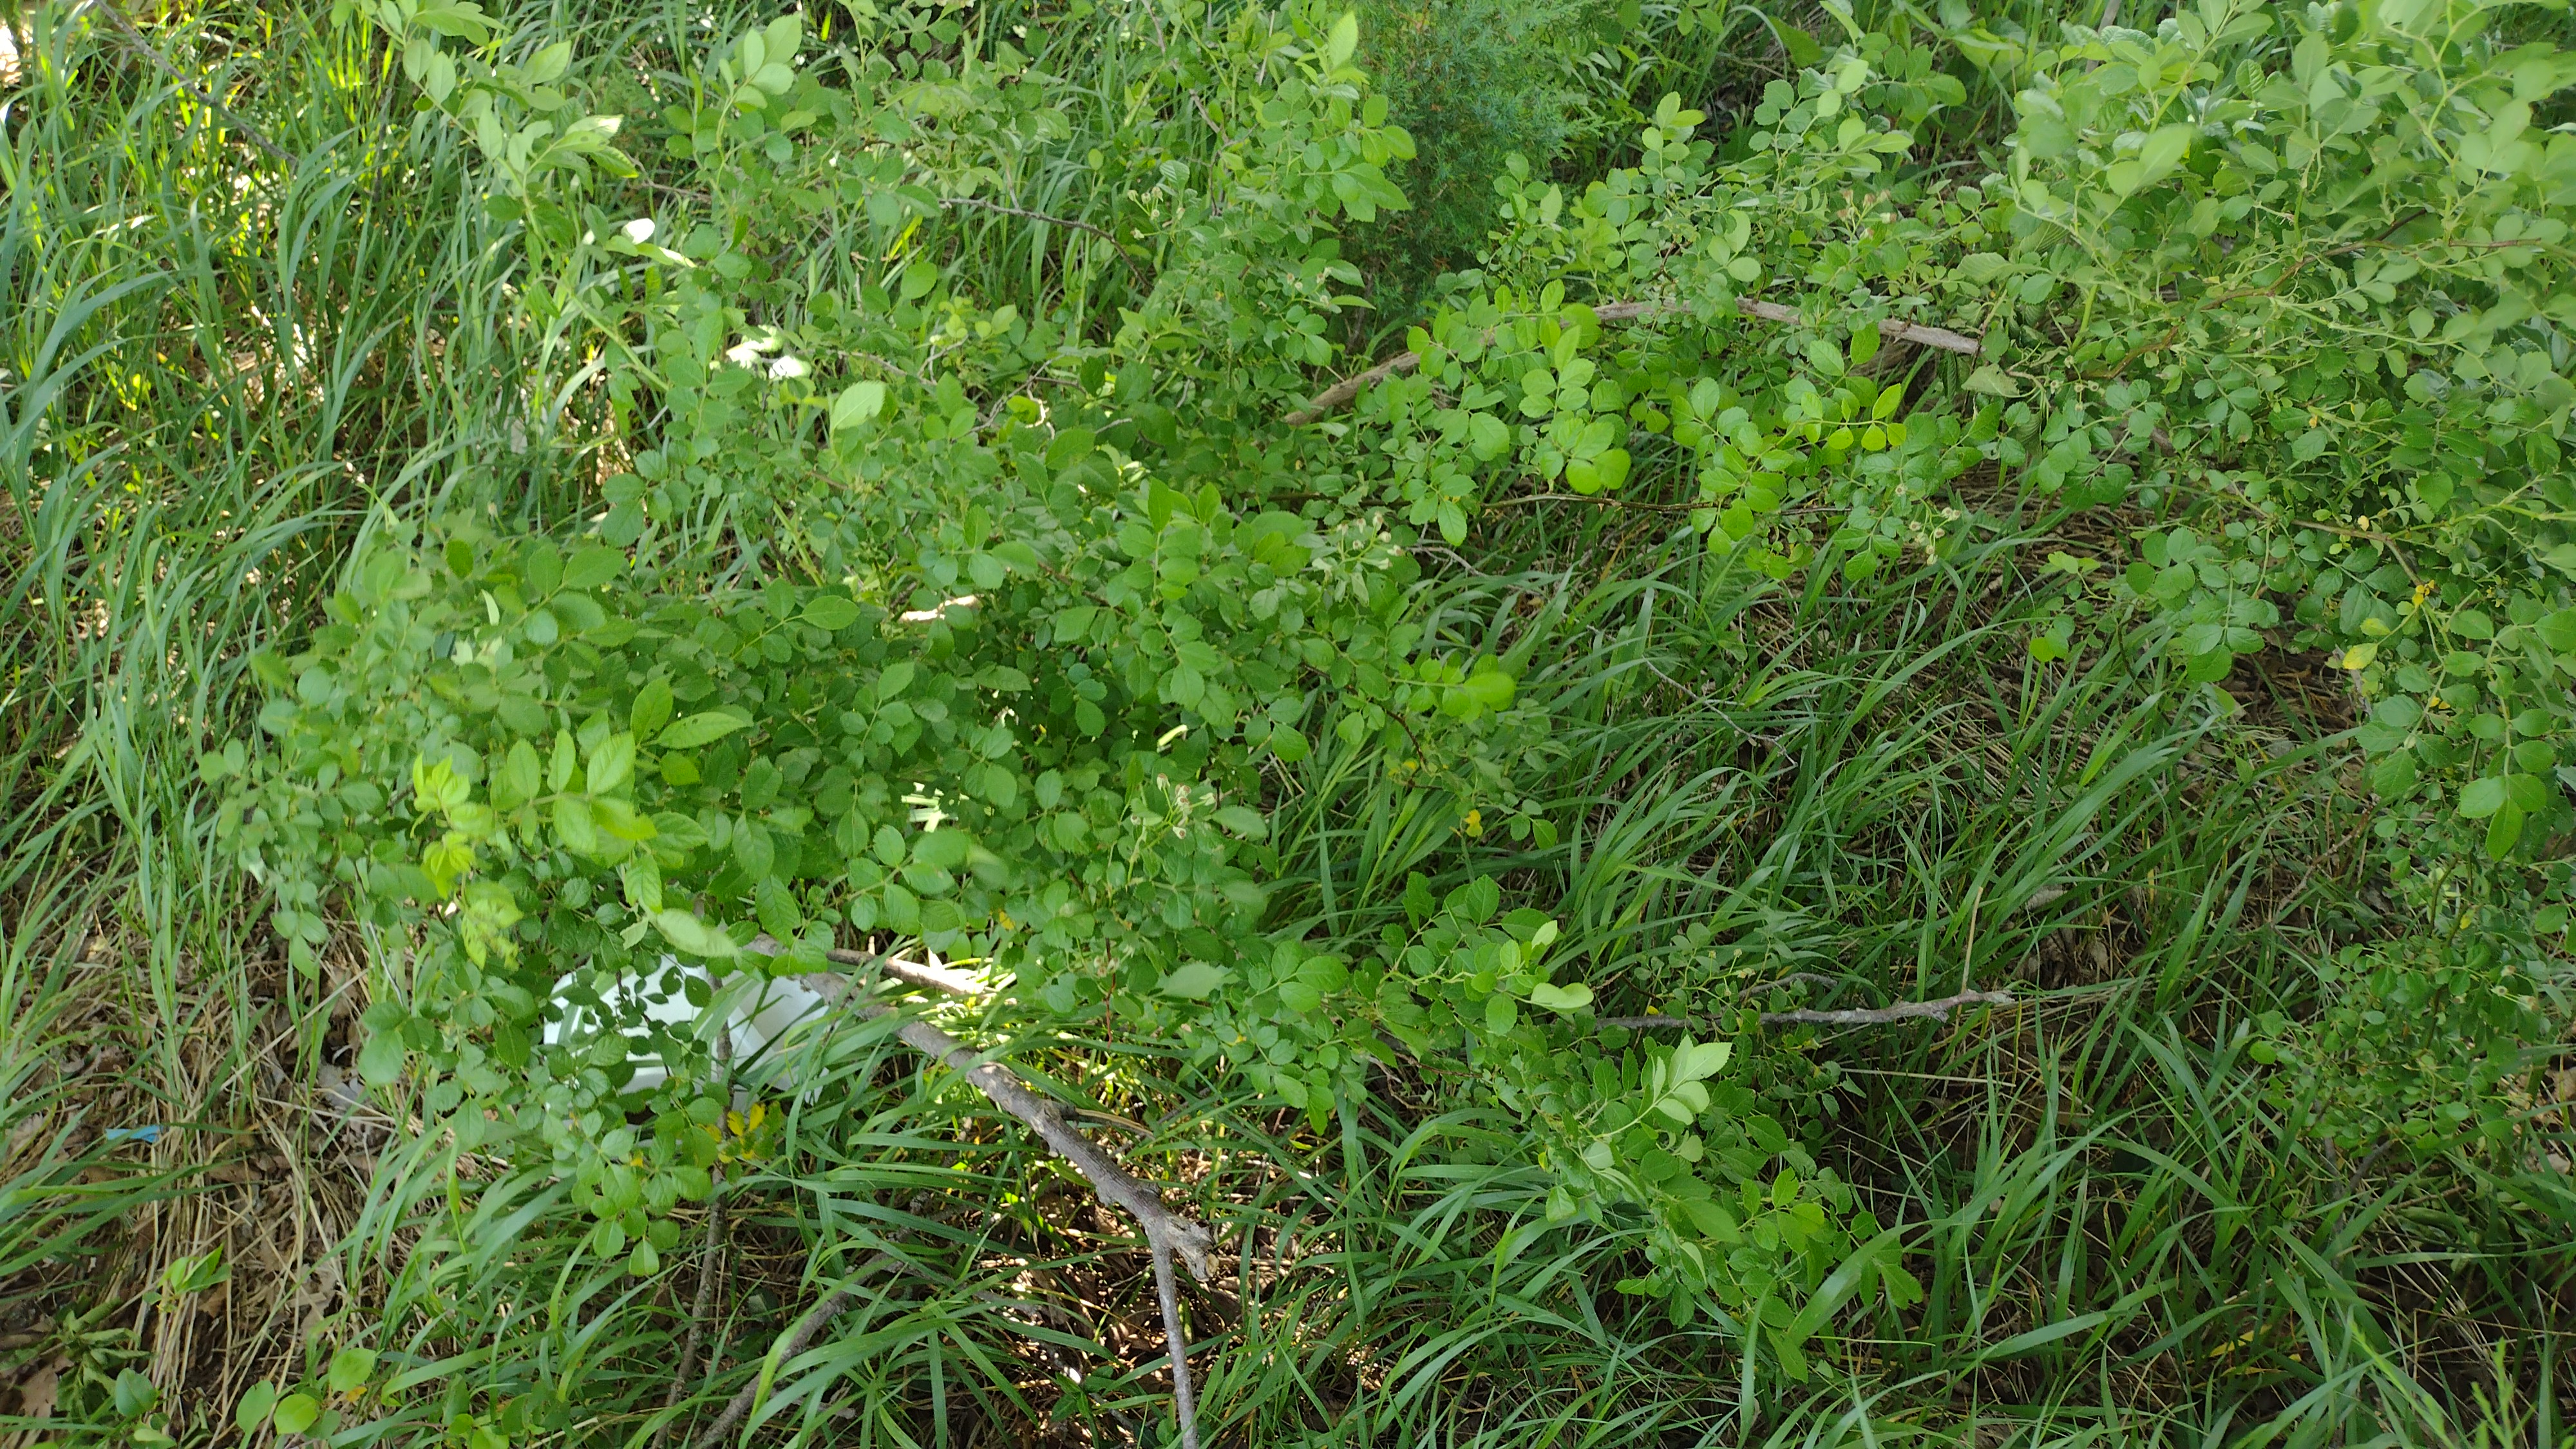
xmin=654 ymin=811 xmax=709 ymax=853
xmin=1325 ymin=10 xmax=1358 ymax=70
xmin=525 ymin=38 xmax=571 ymax=83
xmin=2458 ymin=776 xmax=2506 ymax=818
xmin=586 ymin=732 xmax=636 ymax=796
xmin=592 ymin=796 xmax=658 ymax=841
xmin=764 ymin=14 xmax=801 ymax=63
xmin=912 ymin=829 xmax=969 ymax=869
xmin=553 ymin=796 xmax=601 ymax=855
xmin=621 ymin=857 xmax=664 ymax=913
xmin=2535 ymin=608 xmax=2576 ymax=652
xmin=2110 ymin=124 xmax=2193 ymax=196
xmin=2486 ymin=801 xmax=2526 ymax=858
xmin=1680 ymin=1039 xmax=1733 ymax=1081
xmin=494 ymin=739 xmax=542 ymax=809
xmin=629 ymin=676 xmax=674 ymax=741
xmin=1955 ymin=251 xmax=2012 ymax=284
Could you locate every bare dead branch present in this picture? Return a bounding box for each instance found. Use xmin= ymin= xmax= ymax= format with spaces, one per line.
xmin=735 ymin=940 xmax=1217 ymax=1449
xmin=741 ymin=934 xmax=987 ymax=998
xmin=1734 ymin=299 xmax=1984 ymax=356
xmin=1602 ymin=989 xmax=2017 ymax=1032
xmin=1282 ymin=297 xmax=1980 ymax=425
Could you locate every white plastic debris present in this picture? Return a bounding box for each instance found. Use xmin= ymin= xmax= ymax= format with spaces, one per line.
xmin=544 ymin=956 xmax=835 ymax=1094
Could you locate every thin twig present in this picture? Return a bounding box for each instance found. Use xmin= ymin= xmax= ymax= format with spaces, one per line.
xmin=638 ymin=178 xmax=714 ymax=204
xmin=738 ymin=940 xmax=1218 ymax=1449
xmin=1746 ymin=972 xmax=1845 ymax=998
xmin=1282 ymin=300 xmax=1658 ymax=425
xmin=1282 ymin=297 xmax=1980 ymax=425
xmin=1479 ymin=493 xmax=1707 ymax=513
xmin=941 ymin=195 xmax=1119 ymax=241
xmin=1150 ymin=1242 xmax=1199 ymax=1448
xmin=1602 ymin=988 xmax=2017 ymax=1032
xmin=658 ymin=1029 xmax=732 ymax=1449
xmin=854 ymin=992 xmax=1215 ymax=1449
xmin=1736 ymin=298 xmax=1984 ymax=355
xmin=2282 ymin=515 xmax=2425 ymax=585
xmin=688 ymin=1253 xmax=905 ymax=1449
xmin=744 ymin=934 xmax=989 ymax=997
xmin=80 ymin=0 xmax=293 ymax=163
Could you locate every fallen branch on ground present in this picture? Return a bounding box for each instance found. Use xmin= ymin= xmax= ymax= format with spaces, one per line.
xmin=1602 ymin=989 xmax=2017 ymax=1032
xmin=737 ymin=939 xmax=1217 ymax=1449
xmin=1283 ymin=298 xmax=1981 ymax=425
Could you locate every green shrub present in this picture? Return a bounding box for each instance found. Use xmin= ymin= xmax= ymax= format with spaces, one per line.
xmin=1349 ymin=0 xmax=1595 ymax=303
xmin=185 ymin=0 xmax=2576 ymax=1435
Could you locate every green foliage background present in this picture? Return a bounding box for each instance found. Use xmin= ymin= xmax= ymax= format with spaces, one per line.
xmin=2 ymin=0 xmax=2574 ymax=1444
xmin=1347 ymin=0 xmax=1596 ymax=305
